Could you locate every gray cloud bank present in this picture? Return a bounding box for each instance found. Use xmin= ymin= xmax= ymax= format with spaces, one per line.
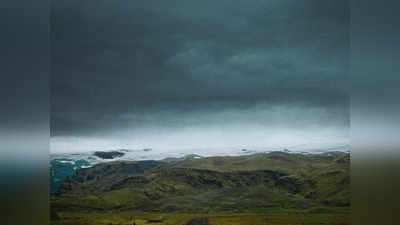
xmin=51 ymin=0 xmax=349 ymax=152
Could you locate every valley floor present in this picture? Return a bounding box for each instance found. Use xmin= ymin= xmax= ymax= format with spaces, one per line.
xmin=52 ymin=211 xmax=350 ymax=225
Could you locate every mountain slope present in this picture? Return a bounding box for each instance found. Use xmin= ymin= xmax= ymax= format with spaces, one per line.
xmin=51 ymin=152 xmax=350 ymax=213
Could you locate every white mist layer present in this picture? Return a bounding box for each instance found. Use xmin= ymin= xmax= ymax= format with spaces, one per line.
xmin=51 ymin=104 xmax=349 ymax=161
xmin=51 ymin=126 xmax=348 ymax=160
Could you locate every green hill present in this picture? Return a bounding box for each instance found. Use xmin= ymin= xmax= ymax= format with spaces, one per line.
xmin=51 ymin=152 xmax=350 ymax=215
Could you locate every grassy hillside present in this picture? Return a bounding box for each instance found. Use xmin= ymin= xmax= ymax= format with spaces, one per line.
xmin=51 ymin=152 xmax=349 ymax=217
xmin=170 ymin=152 xmax=350 ymax=206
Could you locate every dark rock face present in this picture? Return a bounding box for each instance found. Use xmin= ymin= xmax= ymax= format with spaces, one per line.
xmin=186 ymin=218 xmax=210 ymax=225
xmin=55 ymin=176 xmax=75 ymax=196
xmin=276 ymin=176 xmax=304 ymax=194
xmin=94 ymin=151 xmax=125 ymax=159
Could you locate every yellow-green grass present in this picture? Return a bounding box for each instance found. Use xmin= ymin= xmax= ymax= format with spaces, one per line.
xmin=53 ymin=152 xmax=350 ymax=214
xmin=52 ymin=211 xmax=350 ymax=225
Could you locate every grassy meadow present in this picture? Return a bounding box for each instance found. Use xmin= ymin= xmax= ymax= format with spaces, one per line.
xmin=53 ymin=211 xmax=350 ymax=225
xmin=51 ymin=152 xmax=350 ymax=225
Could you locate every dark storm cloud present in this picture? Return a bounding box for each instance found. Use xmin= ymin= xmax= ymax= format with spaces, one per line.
xmin=51 ymin=0 xmax=349 ymax=137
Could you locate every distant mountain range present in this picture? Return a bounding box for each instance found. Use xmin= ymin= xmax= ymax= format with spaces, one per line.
xmin=50 ymin=145 xmax=349 ymax=166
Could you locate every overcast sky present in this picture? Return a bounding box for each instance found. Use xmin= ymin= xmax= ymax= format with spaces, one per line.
xmin=50 ymin=0 xmax=349 ymax=153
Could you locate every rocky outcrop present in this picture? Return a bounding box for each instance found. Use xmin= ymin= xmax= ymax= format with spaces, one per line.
xmin=94 ymin=151 xmax=125 ymax=159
